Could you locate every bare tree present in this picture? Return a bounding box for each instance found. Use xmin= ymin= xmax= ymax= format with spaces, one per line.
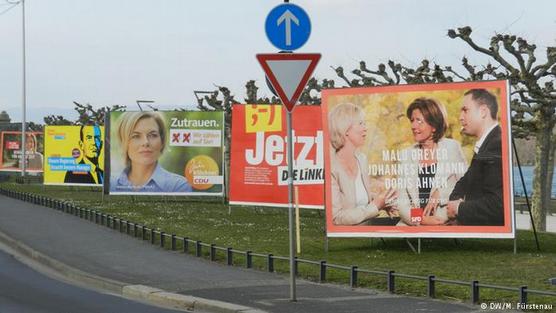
xmin=73 ymin=101 xmax=126 ymax=125
xmin=43 ymin=115 xmax=73 ymax=126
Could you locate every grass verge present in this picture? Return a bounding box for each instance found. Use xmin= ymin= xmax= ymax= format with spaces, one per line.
xmin=3 ymin=183 xmax=556 ymax=310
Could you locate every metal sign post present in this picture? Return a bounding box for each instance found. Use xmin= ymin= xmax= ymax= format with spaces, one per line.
xmin=261 ymin=2 xmax=318 ymax=301
xmin=20 ymin=0 xmax=27 ymax=177
xmin=257 ymin=53 xmax=320 ymax=302
xmin=286 ymin=109 xmax=296 ymax=300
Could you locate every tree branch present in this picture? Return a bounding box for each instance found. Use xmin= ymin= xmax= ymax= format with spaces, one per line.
xmin=448 ymin=27 xmax=520 ymax=76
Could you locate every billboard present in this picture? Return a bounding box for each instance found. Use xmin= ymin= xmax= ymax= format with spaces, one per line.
xmin=44 ymin=126 xmax=104 ymax=186
xmin=229 ymin=104 xmax=324 ymax=208
xmin=108 ymin=111 xmax=224 ymax=195
xmin=0 ymin=131 xmax=44 ymax=173
xmin=322 ymin=80 xmax=514 ymax=238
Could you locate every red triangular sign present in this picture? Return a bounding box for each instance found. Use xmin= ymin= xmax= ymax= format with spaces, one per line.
xmin=257 ymin=53 xmax=321 ymax=112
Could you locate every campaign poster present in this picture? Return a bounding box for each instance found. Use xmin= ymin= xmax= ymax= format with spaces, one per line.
xmin=229 ymin=104 xmax=324 ymax=209
xmin=44 ymin=126 xmax=105 ymax=186
xmin=322 ymin=80 xmax=514 ymax=238
xmin=0 ymin=131 xmax=44 ymax=173
xmin=108 ymin=111 xmax=224 ymax=196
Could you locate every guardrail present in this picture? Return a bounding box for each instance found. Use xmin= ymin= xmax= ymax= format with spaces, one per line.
xmin=2 ymin=187 xmax=556 ymax=306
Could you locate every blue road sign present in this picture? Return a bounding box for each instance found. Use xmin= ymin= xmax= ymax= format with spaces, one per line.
xmin=265 ymin=3 xmax=311 ymax=51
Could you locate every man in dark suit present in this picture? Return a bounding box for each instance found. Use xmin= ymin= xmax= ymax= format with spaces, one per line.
xmin=64 ymin=125 xmax=104 ymax=185
xmin=447 ymin=89 xmax=504 ymax=226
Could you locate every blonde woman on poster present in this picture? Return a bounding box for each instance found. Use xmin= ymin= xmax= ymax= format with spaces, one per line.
xmin=329 ymin=103 xmax=397 ymax=225
xmin=396 ymin=98 xmax=467 ymax=226
xmin=111 ymin=112 xmax=192 ymax=193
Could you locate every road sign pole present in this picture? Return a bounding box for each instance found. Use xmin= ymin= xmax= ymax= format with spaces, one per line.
xmin=286 ymin=109 xmax=297 ymax=301
xmin=256 ymin=53 xmax=320 ymax=301
xmin=20 ymin=0 xmax=27 ymax=177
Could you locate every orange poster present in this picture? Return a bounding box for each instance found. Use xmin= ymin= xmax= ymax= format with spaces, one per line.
xmin=229 ymin=104 xmax=324 ymax=208
xmin=322 ymin=80 xmax=514 ymax=238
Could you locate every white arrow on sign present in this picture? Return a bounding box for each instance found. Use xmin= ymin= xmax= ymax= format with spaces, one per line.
xmin=277 ymin=9 xmax=299 ymax=46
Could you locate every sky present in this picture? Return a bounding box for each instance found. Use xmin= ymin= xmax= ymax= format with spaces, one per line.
xmin=0 ymin=0 xmax=555 ymax=123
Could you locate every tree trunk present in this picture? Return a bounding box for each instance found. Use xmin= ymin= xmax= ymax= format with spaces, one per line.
xmin=547 ymin=131 xmax=556 ymax=217
xmin=531 ymin=117 xmax=551 ymax=232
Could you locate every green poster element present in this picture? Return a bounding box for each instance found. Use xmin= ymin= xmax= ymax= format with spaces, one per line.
xmin=109 ymin=111 xmax=224 ymax=195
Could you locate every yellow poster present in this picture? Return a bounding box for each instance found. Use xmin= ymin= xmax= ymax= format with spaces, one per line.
xmin=44 ymin=125 xmax=104 ymax=186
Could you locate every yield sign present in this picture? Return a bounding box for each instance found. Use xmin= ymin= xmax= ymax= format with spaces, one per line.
xmin=256 ymin=53 xmax=320 ymax=112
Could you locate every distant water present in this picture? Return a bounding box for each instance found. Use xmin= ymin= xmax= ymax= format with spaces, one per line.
xmin=513 ymin=166 xmax=556 ymax=198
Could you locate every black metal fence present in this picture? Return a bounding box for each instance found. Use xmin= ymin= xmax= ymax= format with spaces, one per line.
xmin=2 ymin=187 xmax=555 ymax=306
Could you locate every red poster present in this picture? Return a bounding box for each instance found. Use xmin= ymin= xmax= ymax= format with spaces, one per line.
xmin=229 ymin=104 xmax=324 ymax=208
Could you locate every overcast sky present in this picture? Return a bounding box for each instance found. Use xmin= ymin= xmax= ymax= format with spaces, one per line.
xmin=0 ymin=0 xmax=554 ymax=123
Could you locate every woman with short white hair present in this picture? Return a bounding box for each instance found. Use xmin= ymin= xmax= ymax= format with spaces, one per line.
xmin=329 ymin=103 xmax=396 ymax=225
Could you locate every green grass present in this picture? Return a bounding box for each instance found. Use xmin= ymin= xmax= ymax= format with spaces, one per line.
xmin=3 ymin=182 xmax=556 ymax=310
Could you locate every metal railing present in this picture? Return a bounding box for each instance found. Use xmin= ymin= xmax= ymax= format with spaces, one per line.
xmin=2 ymin=187 xmax=556 ymax=306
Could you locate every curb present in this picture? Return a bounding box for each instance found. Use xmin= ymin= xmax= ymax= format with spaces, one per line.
xmin=0 ymin=228 xmax=266 ymax=313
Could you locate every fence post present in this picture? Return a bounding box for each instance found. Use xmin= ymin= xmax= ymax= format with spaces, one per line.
xmin=471 ymin=280 xmax=479 ymax=304
xmin=196 ymin=241 xmax=202 ymax=257
xmin=120 ymin=220 xmax=125 ymax=233
xmin=267 ymin=254 xmax=274 ymax=272
xmin=171 ymin=235 xmax=176 ymax=250
xmin=183 ymin=237 xmax=189 ymax=253
xmin=127 ymin=222 xmax=132 ymax=235
xmin=226 ymin=247 xmax=233 ymax=265
xmin=428 ymin=275 xmax=435 ymax=298
xmin=151 ymin=229 xmax=155 ymax=245
xmin=246 ymin=251 xmax=252 ymax=268
xmin=350 ymin=266 xmax=358 ymax=288
xmin=319 ymin=261 xmax=327 ymax=283
xmin=134 ymin=224 xmax=139 ymax=238
xmin=142 ymin=226 xmax=147 ymax=240
xmin=387 ymin=271 xmax=395 ymax=293
xmin=519 ymin=286 xmax=527 ymax=304
xmin=210 ymin=244 xmax=216 ymax=261
xmin=160 ymin=232 xmax=165 ymax=248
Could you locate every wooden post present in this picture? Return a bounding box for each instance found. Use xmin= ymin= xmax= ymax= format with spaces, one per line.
xmin=295 ymin=186 xmax=301 ymax=254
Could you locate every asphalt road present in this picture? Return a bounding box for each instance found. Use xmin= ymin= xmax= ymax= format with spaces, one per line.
xmin=0 ymin=248 xmax=185 ymax=313
xmin=0 ymin=194 xmax=478 ymax=313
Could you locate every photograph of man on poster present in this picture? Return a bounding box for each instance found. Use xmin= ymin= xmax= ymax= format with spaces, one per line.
xmin=447 ymin=89 xmax=504 ymax=226
xmin=322 ymin=80 xmax=513 ymax=238
xmin=64 ymin=125 xmax=104 ymax=185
